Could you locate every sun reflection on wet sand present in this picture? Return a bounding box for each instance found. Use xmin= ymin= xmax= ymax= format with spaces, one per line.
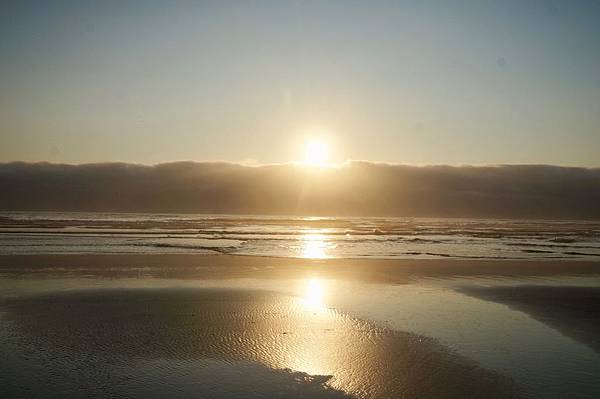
xmin=300 ymin=278 xmax=327 ymax=311
xmin=0 ymin=282 xmax=524 ymax=398
xmin=286 ymin=278 xmax=334 ymax=376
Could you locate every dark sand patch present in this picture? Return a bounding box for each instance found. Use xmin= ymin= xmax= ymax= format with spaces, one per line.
xmin=460 ymin=286 xmax=600 ymax=354
xmin=0 ymin=288 xmax=520 ymax=399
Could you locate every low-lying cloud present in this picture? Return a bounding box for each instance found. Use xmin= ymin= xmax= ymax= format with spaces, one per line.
xmin=1 ymin=161 xmax=599 ymax=219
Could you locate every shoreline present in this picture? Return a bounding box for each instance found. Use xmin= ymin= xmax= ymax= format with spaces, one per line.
xmin=1 ymin=254 xmax=600 ymax=281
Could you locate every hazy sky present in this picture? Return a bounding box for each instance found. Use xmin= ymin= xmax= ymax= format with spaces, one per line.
xmin=1 ymin=1 xmax=599 ymax=166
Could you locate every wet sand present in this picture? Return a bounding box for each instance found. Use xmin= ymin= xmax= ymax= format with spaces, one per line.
xmin=0 ymin=288 xmax=519 ymax=399
xmin=1 ymin=254 xmax=599 ymax=398
xmin=460 ymin=285 xmax=600 ymax=355
xmin=1 ymin=254 xmax=600 ymax=281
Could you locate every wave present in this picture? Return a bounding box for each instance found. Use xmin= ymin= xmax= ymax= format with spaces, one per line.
xmin=505 ymin=242 xmax=600 ymax=250
xmin=521 ymin=249 xmax=555 ymax=254
xmin=562 ymin=251 xmax=600 ymax=257
xmin=3 ymin=212 xmax=600 ymax=260
xmin=131 ymin=242 xmax=241 ymax=254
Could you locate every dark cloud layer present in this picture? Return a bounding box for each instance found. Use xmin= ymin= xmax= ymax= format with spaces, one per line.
xmin=1 ymin=161 xmax=599 ymax=219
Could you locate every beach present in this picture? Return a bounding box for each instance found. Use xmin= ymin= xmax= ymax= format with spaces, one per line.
xmin=1 ymin=254 xmax=599 ymax=398
xmin=4 ymin=0 xmax=600 ymax=397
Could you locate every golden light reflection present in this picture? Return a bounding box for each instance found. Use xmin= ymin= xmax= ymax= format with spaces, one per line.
xmin=302 ymin=278 xmax=326 ymax=309
xmin=288 ymin=278 xmax=331 ymax=375
xmin=301 ymin=233 xmax=329 ymax=259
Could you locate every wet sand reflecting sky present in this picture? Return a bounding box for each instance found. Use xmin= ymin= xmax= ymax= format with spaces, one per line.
xmin=1 ymin=284 xmax=519 ymax=399
xmin=1 ymin=258 xmax=599 ymax=398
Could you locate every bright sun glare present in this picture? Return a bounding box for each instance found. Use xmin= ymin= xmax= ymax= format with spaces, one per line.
xmin=302 ymin=278 xmax=326 ymax=309
xmin=304 ymin=140 xmax=329 ymax=165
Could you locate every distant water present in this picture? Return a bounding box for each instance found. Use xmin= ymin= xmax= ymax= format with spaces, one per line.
xmin=1 ymin=212 xmax=599 ymax=260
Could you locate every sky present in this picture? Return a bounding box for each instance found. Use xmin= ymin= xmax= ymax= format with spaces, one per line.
xmin=1 ymin=0 xmax=599 ymax=166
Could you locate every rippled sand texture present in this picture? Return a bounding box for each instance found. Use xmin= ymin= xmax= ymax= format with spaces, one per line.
xmin=0 ymin=288 xmax=518 ymax=399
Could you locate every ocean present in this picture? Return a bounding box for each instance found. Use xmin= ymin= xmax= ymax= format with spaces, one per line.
xmin=1 ymin=212 xmax=599 ymax=260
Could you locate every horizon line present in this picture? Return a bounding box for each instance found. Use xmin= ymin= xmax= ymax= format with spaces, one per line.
xmin=2 ymin=159 xmax=600 ymax=170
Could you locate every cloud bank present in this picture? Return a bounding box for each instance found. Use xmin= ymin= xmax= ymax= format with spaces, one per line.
xmin=1 ymin=161 xmax=599 ymax=219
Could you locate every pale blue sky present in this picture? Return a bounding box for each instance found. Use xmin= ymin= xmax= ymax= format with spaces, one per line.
xmin=1 ymin=0 xmax=599 ymax=166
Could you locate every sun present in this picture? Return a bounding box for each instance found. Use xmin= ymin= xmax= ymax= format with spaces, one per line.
xmin=304 ymin=140 xmax=329 ymax=165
